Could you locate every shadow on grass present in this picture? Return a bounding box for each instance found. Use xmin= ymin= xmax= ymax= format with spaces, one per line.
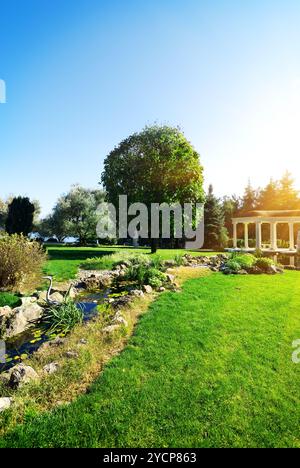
xmin=47 ymin=249 xmax=113 ymax=261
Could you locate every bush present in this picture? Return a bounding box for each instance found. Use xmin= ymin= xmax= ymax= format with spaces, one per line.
xmin=146 ymin=268 xmax=167 ymax=288
xmin=254 ymin=257 xmax=274 ymax=272
xmin=229 ymin=253 xmax=256 ymax=269
xmin=0 ymin=234 xmax=47 ymax=293
xmin=42 ymin=301 xmax=84 ymax=334
xmin=121 ymin=256 xmax=167 ymax=289
xmin=225 ymin=259 xmax=242 ymax=272
xmin=0 ymin=292 xmax=21 ymax=308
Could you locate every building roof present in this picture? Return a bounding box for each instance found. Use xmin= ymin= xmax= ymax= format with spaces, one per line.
xmin=238 ymin=210 xmax=300 ymax=218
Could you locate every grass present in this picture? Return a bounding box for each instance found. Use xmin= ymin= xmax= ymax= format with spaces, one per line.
xmin=0 ymin=293 xmax=156 ymax=438
xmin=0 ymin=292 xmax=21 ymax=308
xmin=44 ymin=245 xmax=218 ymax=282
xmin=42 ymin=301 xmax=84 ymax=334
xmin=0 ymin=270 xmax=299 ymax=448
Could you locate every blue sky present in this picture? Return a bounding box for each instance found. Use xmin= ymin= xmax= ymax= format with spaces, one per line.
xmin=1 ymin=0 xmax=300 ymax=215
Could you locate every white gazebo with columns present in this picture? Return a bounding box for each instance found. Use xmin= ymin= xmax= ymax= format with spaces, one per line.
xmin=232 ymin=210 xmax=300 ymax=253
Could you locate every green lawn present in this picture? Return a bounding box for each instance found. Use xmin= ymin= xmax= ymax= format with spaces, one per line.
xmin=1 ymin=271 xmax=300 ymax=448
xmin=44 ymin=246 xmax=217 ymax=281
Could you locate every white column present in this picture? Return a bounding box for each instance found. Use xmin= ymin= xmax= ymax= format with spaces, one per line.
xmin=270 ymin=222 xmax=278 ymax=250
xmin=256 ymin=222 xmax=262 ymax=249
xmin=244 ymin=223 xmax=249 ymax=250
xmin=289 ymin=223 xmax=295 ymax=251
xmin=233 ymin=222 xmax=237 ymax=249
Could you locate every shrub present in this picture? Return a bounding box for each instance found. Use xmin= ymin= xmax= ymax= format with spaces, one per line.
xmin=225 ymin=259 xmax=242 ymax=272
xmin=42 ymin=301 xmax=84 ymax=334
xmin=254 ymin=257 xmax=274 ymax=272
xmin=0 ymin=234 xmax=47 ymax=293
xmin=123 ymin=262 xmax=151 ymax=287
xmin=146 ymin=268 xmax=167 ymax=288
xmin=122 ymin=261 xmax=167 ymax=289
xmin=0 ymin=292 xmax=21 ymax=308
xmin=229 ymin=254 xmax=256 ymax=269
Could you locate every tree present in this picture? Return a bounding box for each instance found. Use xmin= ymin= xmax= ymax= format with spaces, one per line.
xmin=222 ymin=195 xmax=240 ymax=238
xmin=41 ymin=186 xmax=105 ymax=244
xmin=101 ymin=125 xmax=204 ymax=253
xmin=204 ymin=185 xmax=228 ymax=249
xmin=278 ymin=171 xmax=300 ymax=209
xmin=240 ymin=180 xmax=259 ymax=214
xmin=5 ymin=197 xmax=35 ymax=236
xmin=0 ymin=198 xmax=7 ymax=230
xmin=257 ymin=178 xmax=279 ymax=210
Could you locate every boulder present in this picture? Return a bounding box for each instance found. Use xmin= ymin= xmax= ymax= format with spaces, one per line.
xmin=49 ymin=336 xmax=65 ymax=347
xmin=7 ymin=364 xmax=39 ymax=389
xmin=166 ymin=274 xmax=176 ymax=283
xmin=21 ymin=297 xmax=37 ymax=306
xmin=43 ymin=362 xmax=59 ymax=374
xmin=0 ymin=306 xmax=12 ymax=319
xmin=113 ymin=314 xmax=128 ymax=327
xmin=3 ymin=303 xmax=44 ymax=339
xmin=130 ymin=289 xmax=144 ymax=297
xmin=49 ymin=292 xmax=64 ymax=304
xmin=102 ymin=324 xmax=121 ymax=334
xmin=0 ymin=397 xmax=12 ymax=413
xmin=164 ymin=260 xmax=176 ymax=268
xmin=37 ymin=291 xmax=48 ymax=305
xmin=142 ymin=285 xmax=153 ymax=294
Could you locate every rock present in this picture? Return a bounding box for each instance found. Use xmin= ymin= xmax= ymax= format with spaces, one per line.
xmin=102 ymin=324 xmax=121 ymax=334
xmin=130 ymin=289 xmax=144 ymax=297
xmin=21 ymin=297 xmax=37 ymax=306
xmin=0 ymin=306 xmax=12 ymax=319
xmin=49 ymin=336 xmax=65 ymax=347
xmin=166 ymin=274 xmax=176 ymax=283
xmin=111 ymin=295 xmax=132 ymax=309
xmin=3 ymin=303 xmax=44 ymax=339
xmin=238 ymin=269 xmax=248 ymax=275
xmin=78 ymin=338 xmax=87 ymax=345
xmin=158 ymin=287 xmax=166 ymax=292
xmin=49 ymin=292 xmax=64 ymax=304
xmin=247 ymin=266 xmax=262 ymax=275
xmin=65 ymin=350 xmax=79 ymax=359
xmin=164 ymin=260 xmax=176 ymax=268
xmin=0 ymin=397 xmax=12 ymax=413
xmin=142 ymin=285 xmax=153 ymax=294
xmin=210 ymin=267 xmax=219 ymax=272
xmin=43 ymin=362 xmax=59 ymax=374
xmin=37 ymin=291 xmax=48 ymax=305
xmin=113 ymin=315 xmax=128 ymax=327
xmin=8 ymin=364 xmax=39 ymax=389
xmin=68 ymin=286 xmax=78 ymax=299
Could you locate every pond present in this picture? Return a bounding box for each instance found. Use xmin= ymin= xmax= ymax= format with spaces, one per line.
xmin=0 ymin=288 xmax=119 ymax=373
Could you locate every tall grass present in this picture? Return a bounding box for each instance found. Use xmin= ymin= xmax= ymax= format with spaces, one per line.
xmin=42 ymin=301 xmax=84 ymax=334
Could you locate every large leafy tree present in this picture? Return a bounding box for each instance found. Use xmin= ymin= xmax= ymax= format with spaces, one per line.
xmin=101 ymin=125 xmax=204 ymax=252
xmin=40 ymin=185 xmax=105 ymax=244
xmin=204 ymin=185 xmax=228 ymax=249
xmin=5 ymin=196 xmax=35 ymax=236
